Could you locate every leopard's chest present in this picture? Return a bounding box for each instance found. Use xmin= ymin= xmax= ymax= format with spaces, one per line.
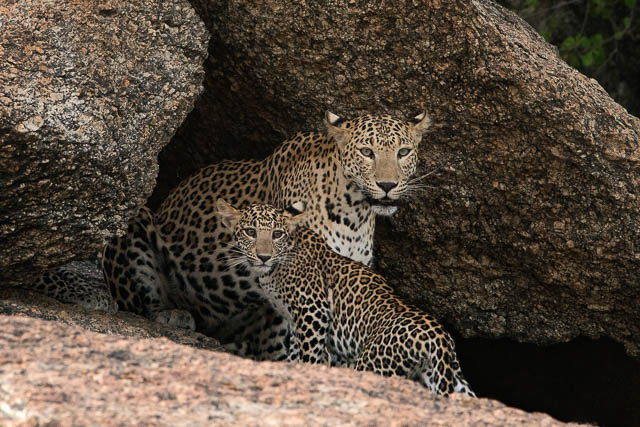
xmin=258 ymin=275 xmax=294 ymax=325
xmin=312 ymin=202 xmax=375 ymax=267
xmin=326 ymin=229 xmax=374 ymax=266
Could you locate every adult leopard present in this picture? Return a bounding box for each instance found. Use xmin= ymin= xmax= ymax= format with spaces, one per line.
xmin=216 ymin=199 xmax=475 ymax=397
xmin=65 ymin=111 xmax=431 ymax=359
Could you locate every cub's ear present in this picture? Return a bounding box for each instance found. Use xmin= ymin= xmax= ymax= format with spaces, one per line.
xmin=409 ymin=111 xmax=431 ymax=141
xmin=285 ymin=200 xmax=307 ymax=216
xmin=284 ymin=200 xmax=310 ymax=231
xmin=216 ymin=198 xmax=242 ymax=230
xmin=324 ymin=110 xmax=351 ymax=148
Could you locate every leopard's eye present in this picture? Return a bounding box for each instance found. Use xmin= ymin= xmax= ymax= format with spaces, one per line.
xmin=398 ymin=147 xmax=412 ymax=158
xmin=272 ymin=230 xmax=284 ymax=239
xmin=359 ymin=147 xmax=375 ymax=158
xmin=243 ymin=228 xmax=257 ymax=238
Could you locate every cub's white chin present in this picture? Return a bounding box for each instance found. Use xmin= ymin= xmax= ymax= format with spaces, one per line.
xmin=251 ymin=265 xmax=273 ymax=274
xmin=372 ymin=205 xmax=398 ymax=216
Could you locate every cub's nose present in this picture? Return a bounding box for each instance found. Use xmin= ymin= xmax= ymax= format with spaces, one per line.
xmin=376 ymin=181 xmax=398 ymax=193
xmin=257 ymin=254 xmax=272 ymax=263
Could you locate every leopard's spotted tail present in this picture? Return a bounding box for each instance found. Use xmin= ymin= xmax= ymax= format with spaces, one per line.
xmin=420 ymin=337 xmax=476 ymax=398
xmin=30 ymin=262 xmax=118 ymax=313
xmin=453 ymin=371 xmax=476 ymax=397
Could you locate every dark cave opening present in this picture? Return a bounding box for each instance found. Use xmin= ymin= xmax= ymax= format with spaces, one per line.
xmin=454 ymin=335 xmax=640 ymax=427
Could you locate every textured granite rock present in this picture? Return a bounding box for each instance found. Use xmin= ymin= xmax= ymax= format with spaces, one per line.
xmin=0 ymin=312 xmax=574 ymax=426
xmin=0 ymin=0 xmax=209 ymax=286
xmin=0 ymin=288 xmax=222 ymax=351
xmin=149 ymin=0 xmax=640 ymax=356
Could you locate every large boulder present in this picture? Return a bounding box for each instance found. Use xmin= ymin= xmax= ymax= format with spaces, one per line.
xmin=0 ymin=0 xmax=208 ymax=286
xmin=149 ymin=0 xmax=640 ymax=356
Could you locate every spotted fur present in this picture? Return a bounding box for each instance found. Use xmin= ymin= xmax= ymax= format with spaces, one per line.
xmin=31 ymin=264 xmax=118 ymax=313
xmin=218 ymin=200 xmax=475 ymax=397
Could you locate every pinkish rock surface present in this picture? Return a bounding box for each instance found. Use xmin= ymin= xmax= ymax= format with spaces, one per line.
xmin=0 ymin=291 xmax=576 ymax=426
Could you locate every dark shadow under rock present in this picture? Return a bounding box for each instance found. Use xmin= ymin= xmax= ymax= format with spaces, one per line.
xmin=456 ymin=335 xmax=640 ymax=427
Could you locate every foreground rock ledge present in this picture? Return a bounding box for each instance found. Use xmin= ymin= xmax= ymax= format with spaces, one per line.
xmin=0 ymin=314 xmax=572 ymax=426
xmin=0 ymin=288 xmax=223 ymax=351
xmin=0 ymin=0 xmax=208 ymax=286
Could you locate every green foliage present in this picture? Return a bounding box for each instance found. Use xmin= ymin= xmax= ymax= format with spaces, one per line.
xmin=560 ymin=34 xmax=606 ymax=68
xmin=510 ymin=0 xmax=637 ymax=72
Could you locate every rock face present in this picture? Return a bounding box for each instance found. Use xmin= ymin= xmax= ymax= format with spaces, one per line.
xmin=148 ymin=0 xmax=640 ymax=356
xmin=0 ymin=310 xmax=572 ymax=425
xmin=0 ymin=0 xmax=209 ymax=286
xmin=0 ymin=288 xmax=223 ymax=351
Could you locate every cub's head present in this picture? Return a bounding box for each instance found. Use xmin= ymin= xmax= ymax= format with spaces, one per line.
xmin=325 ymin=111 xmax=431 ymax=216
xmin=216 ymin=199 xmax=307 ymax=274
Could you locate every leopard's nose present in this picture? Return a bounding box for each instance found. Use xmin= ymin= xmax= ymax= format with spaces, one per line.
xmin=376 ymin=181 xmax=398 ymax=193
xmin=257 ymin=254 xmax=272 ymax=263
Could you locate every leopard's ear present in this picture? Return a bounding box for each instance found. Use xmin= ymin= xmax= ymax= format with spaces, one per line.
xmin=285 ymin=200 xmax=307 ymax=216
xmin=216 ymin=198 xmax=242 ymax=230
xmin=409 ymin=111 xmax=431 ymax=142
xmin=324 ymin=111 xmax=351 ymax=148
xmin=284 ymin=201 xmax=310 ymax=231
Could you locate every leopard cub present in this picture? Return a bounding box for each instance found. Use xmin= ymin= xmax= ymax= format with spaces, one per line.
xmin=217 ymin=199 xmax=475 ymax=397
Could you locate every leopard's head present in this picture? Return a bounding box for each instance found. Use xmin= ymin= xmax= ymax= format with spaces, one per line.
xmin=325 ymin=111 xmax=431 ymax=216
xmin=216 ymin=199 xmax=307 ymax=274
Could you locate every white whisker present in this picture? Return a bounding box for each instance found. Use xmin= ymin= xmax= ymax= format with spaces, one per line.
xmin=219 ymin=256 xmax=250 ymax=271
xmin=216 ymin=255 xmax=245 ymax=264
xmin=216 ymin=253 xmax=242 ymax=261
xmin=407 ymin=166 xmax=445 ymax=185
xmin=406 ymin=184 xmax=438 ymax=191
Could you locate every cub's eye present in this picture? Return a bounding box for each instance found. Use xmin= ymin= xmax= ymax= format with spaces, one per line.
xmin=243 ymin=228 xmax=257 ymax=238
xmin=272 ymin=230 xmax=284 ymax=239
xmin=398 ymin=148 xmax=412 ymax=158
xmin=359 ymin=147 xmax=375 ymax=158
